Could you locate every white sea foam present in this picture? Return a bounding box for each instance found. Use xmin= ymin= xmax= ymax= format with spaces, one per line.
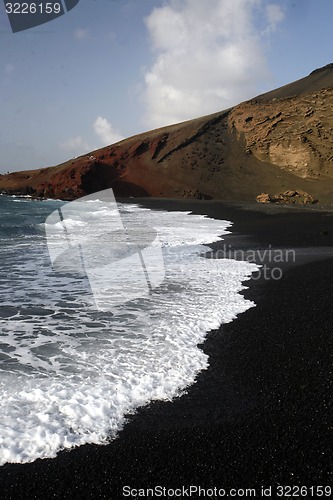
xmin=0 ymin=203 xmax=259 ymax=465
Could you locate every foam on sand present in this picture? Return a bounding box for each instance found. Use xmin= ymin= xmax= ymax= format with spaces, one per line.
xmin=0 ymin=201 xmax=259 ymax=465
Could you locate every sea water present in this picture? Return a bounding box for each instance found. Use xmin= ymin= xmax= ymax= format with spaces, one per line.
xmin=0 ymin=194 xmax=259 ymax=465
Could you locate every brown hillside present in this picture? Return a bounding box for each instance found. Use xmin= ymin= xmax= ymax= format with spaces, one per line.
xmin=1 ymin=64 xmax=333 ymax=204
xmin=255 ymin=63 xmax=333 ymax=101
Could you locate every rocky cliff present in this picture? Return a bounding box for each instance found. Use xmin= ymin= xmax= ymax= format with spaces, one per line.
xmin=1 ymin=64 xmax=332 ymax=203
xmin=229 ymin=87 xmax=333 ymax=179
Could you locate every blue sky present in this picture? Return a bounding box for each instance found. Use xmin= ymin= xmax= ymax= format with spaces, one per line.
xmin=0 ymin=0 xmax=332 ymax=173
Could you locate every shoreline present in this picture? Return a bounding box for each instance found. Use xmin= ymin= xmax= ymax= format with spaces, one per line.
xmin=1 ymin=200 xmax=333 ymax=498
xmin=2 ymin=191 xmax=333 ymax=211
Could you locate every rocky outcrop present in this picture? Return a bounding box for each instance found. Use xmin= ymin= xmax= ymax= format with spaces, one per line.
xmin=256 ymin=193 xmax=271 ymax=203
xmin=229 ymin=88 xmax=333 ymax=179
xmin=0 ymin=65 xmax=333 ymax=203
xmin=256 ymin=189 xmax=318 ymax=205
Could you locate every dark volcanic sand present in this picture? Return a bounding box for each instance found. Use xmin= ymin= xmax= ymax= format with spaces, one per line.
xmin=1 ymin=200 xmax=333 ymax=499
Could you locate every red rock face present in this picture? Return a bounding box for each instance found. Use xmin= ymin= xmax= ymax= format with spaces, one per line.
xmin=1 ymin=65 xmax=333 ymax=203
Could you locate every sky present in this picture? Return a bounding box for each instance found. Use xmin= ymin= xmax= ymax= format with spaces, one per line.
xmin=0 ymin=0 xmax=332 ymax=173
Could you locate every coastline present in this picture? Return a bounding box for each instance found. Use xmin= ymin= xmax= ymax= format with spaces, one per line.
xmin=1 ymin=199 xmax=333 ymax=499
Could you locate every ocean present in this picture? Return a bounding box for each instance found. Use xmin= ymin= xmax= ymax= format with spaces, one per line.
xmin=0 ymin=193 xmax=259 ymax=465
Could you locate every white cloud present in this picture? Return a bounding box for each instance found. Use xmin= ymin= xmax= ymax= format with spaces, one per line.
xmin=74 ymin=28 xmax=89 ymax=40
xmin=93 ymin=116 xmax=124 ymax=145
xmin=143 ymin=0 xmax=285 ymax=128
xmin=59 ymin=136 xmax=90 ymax=153
xmin=266 ymin=4 xmax=285 ymax=32
xmin=59 ymin=117 xmax=124 ymax=158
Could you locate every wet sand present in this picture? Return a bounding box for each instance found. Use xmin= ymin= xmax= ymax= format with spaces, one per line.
xmin=1 ymin=200 xmax=333 ymax=499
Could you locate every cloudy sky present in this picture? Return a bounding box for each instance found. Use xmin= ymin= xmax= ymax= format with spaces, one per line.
xmin=0 ymin=0 xmax=332 ymax=173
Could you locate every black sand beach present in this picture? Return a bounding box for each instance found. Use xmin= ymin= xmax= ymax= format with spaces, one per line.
xmin=1 ymin=200 xmax=333 ymax=499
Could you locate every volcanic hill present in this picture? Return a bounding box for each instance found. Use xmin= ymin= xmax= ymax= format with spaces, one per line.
xmin=1 ymin=64 xmax=333 ymax=204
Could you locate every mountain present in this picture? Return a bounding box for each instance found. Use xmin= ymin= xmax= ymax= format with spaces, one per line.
xmin=1 ymin=64 xmax=333 ymax=204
